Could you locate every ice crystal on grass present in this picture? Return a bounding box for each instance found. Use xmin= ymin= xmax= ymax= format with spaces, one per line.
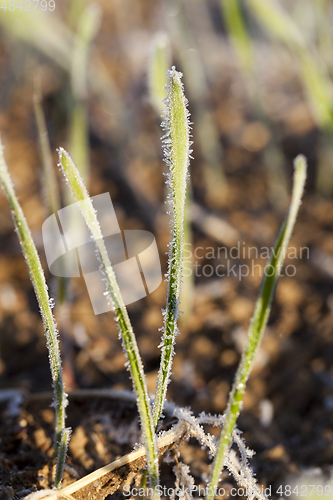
xmin=171 ymin=407 xmax=267 ymax=500
xmin=174 ymin=407 xmax=216 ymax=457
xmin=172 ymin=462 xmax=195 ymax=500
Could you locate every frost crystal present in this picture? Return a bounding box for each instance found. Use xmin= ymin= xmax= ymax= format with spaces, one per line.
xmin=165 ymin=406 xmax=268 ymax=500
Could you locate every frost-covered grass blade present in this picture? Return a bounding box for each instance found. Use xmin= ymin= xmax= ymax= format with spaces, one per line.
xmin=54 ymin=428 xmax=71 ymax=489
xmin=153 ymin=67 xmax=192 ymax=429
xmin=0 ymin=139 xmax=69 ymax=489
xmin=58 ymin=148 xmax=160 ymax=498
xmin=206 ymin=155 xmax=307 ymax=500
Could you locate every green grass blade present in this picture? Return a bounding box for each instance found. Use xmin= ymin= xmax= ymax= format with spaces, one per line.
xmin=178 ymin=185 xmax=194 ymax=326
xmin=299 ymin=52 xmax=333 ymax=131
xmin=246 ymin=0 xmax=305 ymax=49
xmin=147 ymin=41 xmax=194 ymax=328
xmin=153 ymin=67 xmax=192 ymax=429
xmin=246 ymin=0 xmax=333 ymax=130
xmin=33 ymin=81 xmax=60 ymax=216
xmin=163 ymin=0 xmax=227 ymax=204
xmin=54 ymin=428 xmax=71 ymax=489
xmin=58 ymin=148 xmax=160 ymax=498
xmin=220 ymin=0 xmax=254 ymax=73
xmin=70 ymin=3 xmax=101 ymax=180
xmin=206 ymin=155 xmax=307 ymax=500
xmin=0 ymin=140 xmax=69 ymax=488
xmin=34 ymin=80 xmax=71 ymax=383
xmin=0 ymin=10 xmax=127 ymax=139
xmin=148 ymin=32 xmax=171 ymax=115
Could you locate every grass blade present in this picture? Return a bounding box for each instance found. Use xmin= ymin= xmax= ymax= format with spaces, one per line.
xmin=70 ymin=3 xmax=101 ymax=181
xmin=246 ymin=0 xmax=305 ymax=49
xmin=206 ymin=155 xmax=307 ymax=500
xmin=163 ymin=0 xmax=227 ymax=204
xmin=147 ymin=43 xmax=194 ymax=327
xmin=58 ymin=148 xmax=160 ymax=498
xmin=148 ymin=32 xmax=171 ymax=115
xmin=33 ymin=81 xmax=60 ymax=216
xmin=153 ymin=67 xmax=192 ymax=429
xmin=246 ymin=0 xmax=333 ymax=130
xmin=0 ymin=10 xmax=127 ymax=140
xmin=220 ymin=0 xmax=254 ymax=74
xmin=54 ymin=428 xmax=71 ymax=489
xmin=0 ymin=140 xmax=69 ymax=489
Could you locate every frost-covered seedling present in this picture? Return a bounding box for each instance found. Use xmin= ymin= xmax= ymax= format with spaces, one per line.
xmin=56 ymin=65 xmax=305 ymax=498
xmin=206 ymin=155 xmax=307 ymax=500
xmin=153 ymin=67 xmax=192 ymax=430
xmin=1 ymin=64 xmax=308 ymax=499
xmin=0 ymin=140 xmax=70 ymax=489
xmin=58 ymin=149 xmax=160 ymax=498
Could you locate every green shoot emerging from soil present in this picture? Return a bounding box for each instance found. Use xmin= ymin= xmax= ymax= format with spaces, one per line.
xmin=0 ymin=139 xmax=70 ymax=489
xmin=153 ymin=67 xmax=192 ymax=430
xmin=58 ymin=148 xmax=160 ymax=498
xmin=206 ymin=155 xmax=307 ymax=500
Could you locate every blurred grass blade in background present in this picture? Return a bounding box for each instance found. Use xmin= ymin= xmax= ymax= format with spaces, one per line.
xmin=58 ymin=149 xmax=160 ymax=498
xmin=163 ymin=0 xmax=227 ymax=205
xmin=219 ymin=0 xmax=294 ymax=212
xmin=206 ymin=155 xmax=307 ymax=500
xmin=34 ymin=81 xmax=76 ymax=389
xmin=34 ymin=80 xmax=61 ymax=216
xmin=0 ymin=9 xmax=127 ymax=141
xmin=314 ymin=0 xmax=333 ymax=69
xmin=220 ymin=0 xmax=254 ymax=74
xmin=245 ymin=0 xmax=305 ymax=49
xmin=148 ymin=32 xmax=171 ymax=115
xmin=0 ymin=10 xmax=73 ymax=70
xmin=153 ymin=68 xmax=192 ymax=429
xmin=0 ymin=140 xmax=70 ymax=489
xmin=244 ymin=0 xmax=333 ymax=127
xmin=70 ymin=3 xmax=101 ymax=181
xmin=245 ymin=0 xmax=333 ymax=192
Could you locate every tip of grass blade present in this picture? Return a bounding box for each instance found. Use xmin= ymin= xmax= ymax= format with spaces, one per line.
xmin=167 ymin=65 xmax=183 ymax=79
xmin=57 ymin=146 xmax=68 ymax=163
xmin=57 ymin=147 xmax=87 ymax=202
xmin=293 ymin=154 xmax=307 ymax=176
xmin=292 ymin=154 xmax=307 ymax=205
xmin=56 ymin=147 xmax=67 ymax=171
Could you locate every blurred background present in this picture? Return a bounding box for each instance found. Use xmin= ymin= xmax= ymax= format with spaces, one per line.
xmin=0 ymin=0 xmax=333 ymax=492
